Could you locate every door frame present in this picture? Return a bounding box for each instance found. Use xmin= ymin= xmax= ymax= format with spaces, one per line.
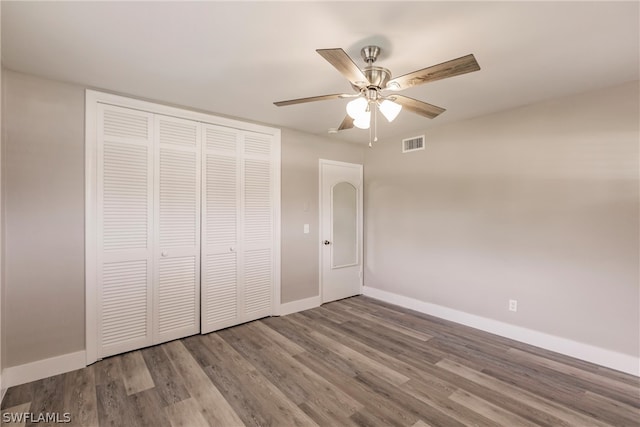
xmin=318 ymin=159 xmax=364 ymax=303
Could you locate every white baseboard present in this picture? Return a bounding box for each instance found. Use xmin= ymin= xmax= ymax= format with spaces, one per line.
xmin=278 ymin=295 xmax=321 ymax=316
xmin=363 ymin=287 xmax=640 ymax=377
xmin=3 ymin=350 xmax=87 ymax=389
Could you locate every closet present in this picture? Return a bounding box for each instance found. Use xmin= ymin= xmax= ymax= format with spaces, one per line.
xmin=85 ymin=91 xmax=280 ymax=363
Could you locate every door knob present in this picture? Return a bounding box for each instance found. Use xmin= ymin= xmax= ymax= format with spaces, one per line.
xmin=161 ymin=251 xmax=168 ymax=257
xmin=323 ymin=240 xmax=331 ymax=245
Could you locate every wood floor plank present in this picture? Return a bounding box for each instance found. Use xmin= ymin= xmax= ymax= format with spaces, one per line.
xmin=582 ymin=390 xmax=640 ymax=425
xmin=400 ymin=379 xmax=502 ymax=427
xmin=508 ymin=347 xmax=640 ymax=404
xmin=286 ymin=314 xmax=411 ymax=386
xmin=293 ymin=351 xmax=421 ymax=427
xmin=1 ymin=382 xmax=33 ymax=410
xmin=26 ymin=376 xmax=64 ymax=427
xmin=481 ymin=364 xmax=639 ymax=425
xmin=127 ymin=388 xmax=171 ymax=427
xmin=93 ymin=356 xmax=124 ymax=386
xmin=163 ymin=340 xmax=245 ymax=427
xmin=298 ymin=401 xmax=362 ymax=427
xmin=96 ymin=380 xmax=139 ymax=427
xmin=249 ymin=321 xmax=306 ymax=356
xmin=329 ymin=318 xmax=446 ymax=364
xmin=261 ymin=316 xmax=364 ymax=378
xmin=219 ymin=323 xmax=363 ymax=421
xmin=140 ymin=345 xmax=190 ymax=407
xmin=436 ymin=358 xmax=613 ymax=427
xmin=353 ymin=371 xmax=469 ymax=427
xmin=297 ymin=309 xmax=458 ymax=397
xmin=2 ymin=296 xmax=636 ymax=427
xmin=448 ymin=389 xmax=541 ymax=427
xmin=323 ymin=300 xmax=434 ymax=341
xmin=164 ymin=397 xmax=210 ymax=427
xmin=120 ymin=350 xmax=155 ymax=395
xmin=202 ymin=333 xmax=318 ymax=427
xmin=62 ymin=367 xmax=99 ymax=427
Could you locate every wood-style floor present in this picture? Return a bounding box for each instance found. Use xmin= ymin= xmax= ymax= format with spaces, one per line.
xmin=2 ymin=296 xmax=639 ymax=426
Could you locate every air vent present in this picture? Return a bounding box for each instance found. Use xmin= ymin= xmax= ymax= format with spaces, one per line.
xmin=402 ymin=135 xmax=425 ymax=153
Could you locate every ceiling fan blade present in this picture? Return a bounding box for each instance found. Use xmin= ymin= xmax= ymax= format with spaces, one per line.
xmin=391 ymin=95 xmax=446 ymax=119
xmin=338 ymin=115 xmax=354 ymax=131
xmin=387 ymin=54 xmax=480 ymax=90
xmin=316 ymin=48 xmax=370 ymax=87
xmin=274 ymin=93 xmax=349 ymax=107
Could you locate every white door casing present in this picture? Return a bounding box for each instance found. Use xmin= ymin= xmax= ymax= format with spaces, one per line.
xmin=320 ymin=160 xmax=363 ymax=303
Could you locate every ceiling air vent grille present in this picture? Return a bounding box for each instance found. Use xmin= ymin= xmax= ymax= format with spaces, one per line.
xmin=402 ymin=135 xmax=425 ymax=153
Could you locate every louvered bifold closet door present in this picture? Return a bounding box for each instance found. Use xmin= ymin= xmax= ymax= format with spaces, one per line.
xmin=201 ymin=124 xmax=240 ymax=333
xmin=97 ymin=104 xmax=154 ymax=358
xmin=241 ymin=131 xmax=275 ymax=321
xmin=154 ymin=115 xmax=201 ymax=343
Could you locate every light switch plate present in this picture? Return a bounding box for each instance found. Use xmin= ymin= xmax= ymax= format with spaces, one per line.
xmin=303 ymin=224 xmax=309 ymax=234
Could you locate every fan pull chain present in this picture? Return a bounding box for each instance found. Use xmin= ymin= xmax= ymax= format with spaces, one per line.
xmin=374 ymin=105 xmax=378 ymax=143
xmin=369 ymin=105 xmax=373 ymax=147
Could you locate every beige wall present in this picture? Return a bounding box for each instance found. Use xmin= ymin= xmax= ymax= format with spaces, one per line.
xmin=280 ymin=129 xmax=364 ymax=303
xmin=0 ymin=69 xmax=365 ymax=367
xmin=2 ymin=70 xmax=86 ymax=367
xmin=364 ymin=81 xmax=640 ymax=357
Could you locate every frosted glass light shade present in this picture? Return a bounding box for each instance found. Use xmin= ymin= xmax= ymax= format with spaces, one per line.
xmin=346 ymin=97 xmax=368 ymax=119
xmin=353 ymin=111 xmax=371 ymax=129
xmin=379 ymin=100 xmax=402 ymax=122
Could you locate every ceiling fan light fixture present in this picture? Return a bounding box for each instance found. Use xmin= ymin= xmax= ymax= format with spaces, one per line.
xmin=353 ymin=111 xmax=371 ymax=129
xmin=346 ymin=97 xmax=368 ymax=119
xmin=379 ymin=100 xmax=402 ymax=122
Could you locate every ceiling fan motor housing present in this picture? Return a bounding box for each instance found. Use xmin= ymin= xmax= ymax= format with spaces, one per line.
xmin=350 ymin=46 xmax=392 ymax=94
xmin=361 ymin=45 xmax=381 ymax=63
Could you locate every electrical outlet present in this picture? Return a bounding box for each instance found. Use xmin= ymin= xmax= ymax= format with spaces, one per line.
xmin=509 ymin=299 xmax=518 ymax=312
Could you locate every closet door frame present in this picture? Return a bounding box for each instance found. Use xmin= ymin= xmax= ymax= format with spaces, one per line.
xmin=85 ymin=90 xmax=281 ymax=365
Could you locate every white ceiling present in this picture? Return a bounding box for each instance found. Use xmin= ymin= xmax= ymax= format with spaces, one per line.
xmin=2 ymin=1 xmax=638 ymax=143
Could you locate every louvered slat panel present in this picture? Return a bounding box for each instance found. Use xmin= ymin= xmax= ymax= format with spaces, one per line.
xmin=101 ymin=260 xmax=149 ymax=346
xmin=206 ymin=155 xmax=237 ymax=246
xmin=244 ymin=249 xmax=272 ymax=317
xmin=244 ymin=133 xmax=272 ymax=157
xmin=159 ymin=149 xmax=197 ymax=247
xmin=159 ymin=119 xmax=198 ymax=146
xmin=155 ymin=115 xmax=200 ymax=343
xmin=103 ymin=109 xmax=149 ymax=140
xmin=158 ymin=256 xmax=197 ymax=333
xmin=103 ymin=142 xmax=148 ymax=252
xmin=244 ymin=159 xmax=272 ymax=243
xmin=206 ymin=127 xmax=237 ymax=152
xmin=203 ymin=252 xmax=238 ymax=329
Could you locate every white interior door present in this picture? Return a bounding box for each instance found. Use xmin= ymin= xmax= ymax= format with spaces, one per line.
xmin=97 ymin=104 xmax=154 ymax=358
xmin=320 ymin=160 xmax=363 ymax=303
xmin=153 ymin=115 xmax=201 ymax=343
xmin=201 ymin=124 xmax=241 ymax=333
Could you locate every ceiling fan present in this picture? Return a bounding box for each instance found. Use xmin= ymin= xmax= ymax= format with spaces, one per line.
xmin=274 ymin=45 xmax=480 ymax=136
